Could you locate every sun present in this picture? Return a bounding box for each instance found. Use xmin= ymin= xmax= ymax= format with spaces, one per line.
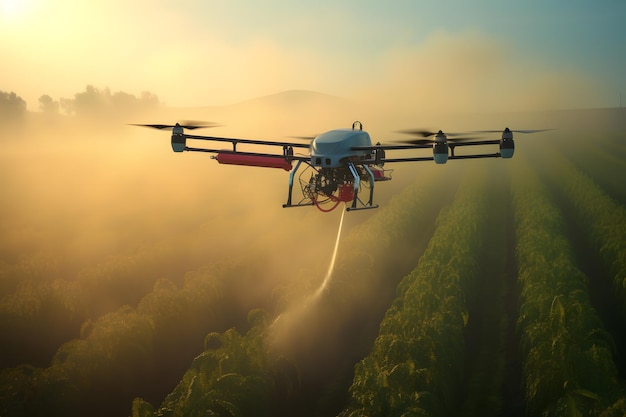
xmin=1 ymin=0 xmax=30 ymax=20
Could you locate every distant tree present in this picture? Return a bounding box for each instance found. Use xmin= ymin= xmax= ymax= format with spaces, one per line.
xmin=139 ymin=91 xmax=159 ymax=108
xmin=39 ymin=95 xmax=60 ymax=114
xmin=0 ymin=91 xmax=27 ymax=121
xmin=60 ymin=97 xmax=75 ymax=116
xmin=73 ymin=85 xmax=109 ymax=117
xmin=110 ymin=90 xmax=137 ymax=111
xmin=62 ymin=85 xmax=160 ymax=119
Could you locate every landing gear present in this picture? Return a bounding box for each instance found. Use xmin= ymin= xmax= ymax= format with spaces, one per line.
xmin=283 ymin=161 xmax=378 ymax=212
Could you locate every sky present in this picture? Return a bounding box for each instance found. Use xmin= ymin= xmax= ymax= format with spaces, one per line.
xmin=1 ymin=0 xmax=625 ymax=111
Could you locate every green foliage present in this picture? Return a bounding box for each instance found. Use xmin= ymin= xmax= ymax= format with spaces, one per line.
xmin=0 ymin=91 xmax=27 ymax=121
xmin=3 ymin=128 xmax=626 ymax=416
xmin=0 ymin=241 xmax=205 ymax=368
xmin=341 ymin=166 xmax=488 ymax=417
xmin=553 ymin=153 xmax=626 ymax=303
xmin=134 ymin=309 xmax=298 ymax=417
xmin=0 ymin=265 xmax=230 ymax=417
xmin=511 ymin=158 xmax=625 ymax=416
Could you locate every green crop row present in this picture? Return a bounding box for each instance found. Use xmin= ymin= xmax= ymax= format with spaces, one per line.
xmin=556 ymin=134 xmax=626 ymax=205
xmin=0 ymin=241 xmax=195 ymax=368
xmin=510 ymin=159 xmax=626 ymax=416
xmin=0 ymin=267 xmax=232 ymax=417
xmin=339 ymin=166 xmax=488 ymax=417
xmin=132 ymin=309 xmax=297 ymax=417
xmin=542 ymin=149 xmax=626 ymax=305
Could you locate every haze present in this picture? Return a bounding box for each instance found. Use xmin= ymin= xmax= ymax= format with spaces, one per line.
xmin=2 ymin=1 xmax=624 ymax=113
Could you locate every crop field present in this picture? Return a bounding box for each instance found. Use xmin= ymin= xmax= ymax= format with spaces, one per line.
xmin=1 ymin=110 xmax=625 ymax=417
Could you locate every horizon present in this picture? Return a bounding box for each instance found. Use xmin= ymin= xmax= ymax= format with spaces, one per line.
xmin=12 ymin=88 xmax=626 ymax=114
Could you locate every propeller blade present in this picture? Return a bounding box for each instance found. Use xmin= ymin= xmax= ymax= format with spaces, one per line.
xmin=396 ymin=129 xmax=438 ymax=138
xmin=513 ymin=129 xmax=551 ymax=134
xmin=470 ymin=128 xmax=551 ymax=134
xmin=447 ymin=136 xmax=482 ymax=142
xmin=394 ymin=139 xmax=435 ymax=145
xmin=288 ymin=135 xmax=318 ymax=141
xmin=130 ymin=123 xmax=175 ymax=130
xmin=178 ymin=120 xmax=221 ymax=129
xmin=394 ymin=136 xmax=481 ymax=145
xmin=396 ymin=128 xmax=471 ymax=138
xmin=130 ymin=121 xmax=220 ymax=130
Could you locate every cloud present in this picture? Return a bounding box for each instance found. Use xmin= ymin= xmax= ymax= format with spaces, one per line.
xmin=356 ymin=30 xmax=607 ymax=118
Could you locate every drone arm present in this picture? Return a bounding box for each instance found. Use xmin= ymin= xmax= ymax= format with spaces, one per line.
xmin=449 ymin=153 xmax=501 ymax=160
xmin=375 ymin=153 xmax=502 ymax=164
xmin=447 ymin=140 xmax=500 ymax=147
xmin=351 ymin=144 xmax=432 ymax=151
xmin=184 ymin=133 xmax=310 ymax=150
xmin=371 ymin=156 xmax=435 ymax=164
xmin=185 ymin=146 xmax=309 ymax=159
xmin=360 ymin=138 xmax=504 ymax=164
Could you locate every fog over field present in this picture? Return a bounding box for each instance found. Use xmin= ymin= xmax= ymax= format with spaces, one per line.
xmin=2 ymin=85 xmax=625 ymax=416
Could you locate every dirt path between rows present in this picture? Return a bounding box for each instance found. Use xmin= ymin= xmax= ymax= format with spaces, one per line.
xmin=458 ymin=165 xmax=525 ymax=417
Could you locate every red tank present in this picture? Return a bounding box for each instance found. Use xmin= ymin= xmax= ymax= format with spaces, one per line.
xmin=338 ymin=183 xmax=355 ymax=202
xmin=215 ymin=153 xmax=293 ymax=171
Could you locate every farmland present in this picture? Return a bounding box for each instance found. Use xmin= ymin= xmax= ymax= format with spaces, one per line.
xmin=1 ymin=107 xmax=625 ymax=416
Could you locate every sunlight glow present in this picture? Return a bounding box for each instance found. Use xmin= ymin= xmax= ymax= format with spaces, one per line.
xmin=1 ymin=0 xmax=29 ymax=20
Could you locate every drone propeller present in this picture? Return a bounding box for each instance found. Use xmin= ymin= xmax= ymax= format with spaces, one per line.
xmin=130 ymin=120 xmax=221 ymax=130
xmin=470 ymin=128 xmax=551 ymax=134
xmin=396 ymin=129 xmax=470 ymax=138
xmin=288 ymin=135 xmax=318 ymax=141
xmin=396 ymin=137 xmax=480 ymax=145
xmin=395 ymin=129 xmax=480 ymax=145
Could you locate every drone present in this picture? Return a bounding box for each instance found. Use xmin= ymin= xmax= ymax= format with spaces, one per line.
xmin=134 ymin=120 xmax=547 ymax=212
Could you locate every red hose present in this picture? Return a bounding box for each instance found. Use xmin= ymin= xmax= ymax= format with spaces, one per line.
xmin=313 ymin=198 xmax=342 ymax=212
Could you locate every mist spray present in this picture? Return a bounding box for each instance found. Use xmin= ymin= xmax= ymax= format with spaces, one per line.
xmin=270 ymin=207 xmax=347 ymax=341
xmin=314 ymin=208 xmax=346 ymax=297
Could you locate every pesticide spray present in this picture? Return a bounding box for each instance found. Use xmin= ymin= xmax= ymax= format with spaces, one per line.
xmin=270 ymin=209 xmax=346 ymax=345
xmin=314 ymin=208 xmax=346 ymax=298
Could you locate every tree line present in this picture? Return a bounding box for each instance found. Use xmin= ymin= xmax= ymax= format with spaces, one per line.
xmin=0 ymin=86 xmax=160 ymax=121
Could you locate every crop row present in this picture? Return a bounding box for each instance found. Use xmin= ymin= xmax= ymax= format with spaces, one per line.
xmin=0 ymin=241 xmax=199 ymax=368
xmin=547 ymin=132 xmax=626 ymax=206
xmin=0 ymin=267 xmax=235 ymax=417
xmin=339 ymin=166 xmax=489 ymax=417
xmin=510 ymin=158 xmax=626 ymax=416
xmin=535 ymin=146 xmax=626 ymax=306
xmin=131 ymin=309 xmax=294 ymax=417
